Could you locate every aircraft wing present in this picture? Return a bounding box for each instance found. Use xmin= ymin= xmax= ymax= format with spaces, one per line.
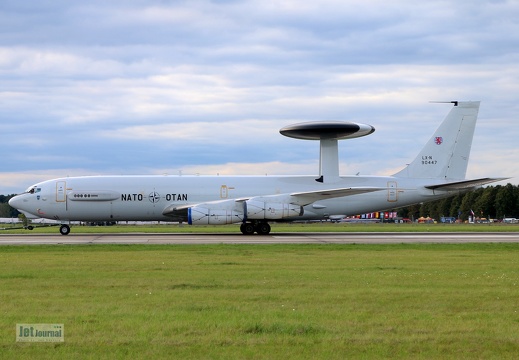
xmin=425 ymin=177 xmax=508 ymax=191
xmin=162 ymin=186 xmax=383 ymax=217
xmin=287 ymin=187 xmax=383 ymax=206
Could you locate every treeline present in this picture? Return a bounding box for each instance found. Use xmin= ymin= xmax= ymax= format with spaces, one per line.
xmin=0 ymin=195 xmax=19 ymax=218
xmin=1 ymin=184 xmax=519 ymax=221
xmin=398 ymin=183 xmax=519 ymax=221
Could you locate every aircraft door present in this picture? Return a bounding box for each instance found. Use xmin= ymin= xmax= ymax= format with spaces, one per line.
xmin=56 ymin=181 xmax=66 ymax=202
xmin=387 ymin=181 xmax=398 ymax=202
xmin=220 ymin=185 xmax=228 ymax=199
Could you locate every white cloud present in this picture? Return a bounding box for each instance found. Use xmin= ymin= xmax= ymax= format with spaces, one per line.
xmin=0 ymin=169 xmax=102 ymax=194
xmin=0 ymin=0 xmax=518 ymax=196
xmin=108 ymin=119 xmax=281 ymax=142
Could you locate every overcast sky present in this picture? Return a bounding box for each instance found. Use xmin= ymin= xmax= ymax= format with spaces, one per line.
xmin=1 ymin=0 xmax=518 ymax=194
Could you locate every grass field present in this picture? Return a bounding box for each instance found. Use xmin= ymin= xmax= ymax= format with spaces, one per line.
xmin=1 ymin=243 xmax=519 ymax=359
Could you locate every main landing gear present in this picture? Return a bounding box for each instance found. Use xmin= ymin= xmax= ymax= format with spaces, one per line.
xmin=240 ymin=221 xmax=271 ymax=235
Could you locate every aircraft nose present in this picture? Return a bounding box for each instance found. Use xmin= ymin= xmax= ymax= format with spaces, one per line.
xmin=8 ymin=195 xmax=24 ymax=210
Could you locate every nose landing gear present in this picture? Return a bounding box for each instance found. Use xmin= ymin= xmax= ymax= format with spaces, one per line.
xmin=59 ymin=224 xmax=70 ymax=235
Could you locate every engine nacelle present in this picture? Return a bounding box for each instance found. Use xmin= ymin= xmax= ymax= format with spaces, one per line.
xmin=246 ymin=200 xmax=303 ymax=220
xmin=188 ymin=204 xmax=245 ymax=225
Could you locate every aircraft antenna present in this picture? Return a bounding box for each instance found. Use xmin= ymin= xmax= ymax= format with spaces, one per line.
xmin=279 ymin=121 xmax=375 ymax=183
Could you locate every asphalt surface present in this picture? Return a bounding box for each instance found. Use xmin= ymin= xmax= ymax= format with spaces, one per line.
xmin=1 ymin=232 xmax=519 ymax=245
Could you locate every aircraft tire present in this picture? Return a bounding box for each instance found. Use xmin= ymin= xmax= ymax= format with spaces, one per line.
xmin=240 ymin=223 xmax=255 ymax=235
xmin=255 ymin=222 xmax=271 ymax=235
xmin=60 ymin=224 xmax=71 ymax=236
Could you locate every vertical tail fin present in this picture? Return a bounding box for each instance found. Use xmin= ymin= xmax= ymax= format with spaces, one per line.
xmin=393 ymin=101 xmax=480 ymax=180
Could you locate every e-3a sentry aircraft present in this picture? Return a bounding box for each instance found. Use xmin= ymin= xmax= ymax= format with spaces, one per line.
xmin=9 ymin=101 xmax=505 ymax=235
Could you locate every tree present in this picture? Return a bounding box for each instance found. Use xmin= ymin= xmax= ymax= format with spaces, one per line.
xmin=473 ymin=187 xmax=497 ymax=219
xmin=459 ymin=191 xmax=477 ymax=220
xmin=0 ymin=194 xmax=19 ymax=217
xmin=398 ymin=184 xmax=519 ymax=222
xmin=449 ymin=194 xmax=463 ymax=219
xmin=495 ymin=184 xmax=517 ymax=219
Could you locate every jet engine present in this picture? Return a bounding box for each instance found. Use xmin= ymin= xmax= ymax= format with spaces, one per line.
xmin=185 ymin=195 xmax=304 ymax=225
xmin=187 ymin=200 xmax=245 ymax=225
xmin=245 ymin=200 xmax=303 ymax=220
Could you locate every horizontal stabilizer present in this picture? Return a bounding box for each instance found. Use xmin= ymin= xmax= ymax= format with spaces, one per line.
xmin=425 ymin=177 xmax=508 ymax=191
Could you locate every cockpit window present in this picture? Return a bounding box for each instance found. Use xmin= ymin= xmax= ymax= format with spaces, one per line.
xmin=26 ymin=187 xmax=41 ymax=194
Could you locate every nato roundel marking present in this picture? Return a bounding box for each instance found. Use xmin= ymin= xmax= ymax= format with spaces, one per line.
xmin=279 ymin=121 xmax=375 ymax=140
xmin=149 ymin=191 xmax=160 ymax=203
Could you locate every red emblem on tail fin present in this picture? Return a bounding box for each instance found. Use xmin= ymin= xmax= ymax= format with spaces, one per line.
xmin=434 ymin=136 xmax=443 ymax=145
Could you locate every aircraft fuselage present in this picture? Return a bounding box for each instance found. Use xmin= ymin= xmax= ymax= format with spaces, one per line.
xmin=10 ymin=174 xmax=454 ymax=223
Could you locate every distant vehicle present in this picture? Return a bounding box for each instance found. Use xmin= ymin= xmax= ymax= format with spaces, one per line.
xmin=393 ymin=218 xmax=412 ymax=223
xmin=440 ymin=216 xmax=457 ymax=223
xmin=503 ymin=218 xmax=518 ymax=224
xmin=417 ymin=217 xmax=435 ymax=224
xmin=9 ymin=101 xmax=506 ymax=235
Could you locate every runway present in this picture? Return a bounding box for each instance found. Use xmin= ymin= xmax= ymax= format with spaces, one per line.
xmin=1 ymin=232 xmax=519 ymax=245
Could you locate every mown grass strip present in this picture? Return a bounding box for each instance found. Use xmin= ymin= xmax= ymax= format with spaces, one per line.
xmin=1 ymin=222 xmax=519 ymax=234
